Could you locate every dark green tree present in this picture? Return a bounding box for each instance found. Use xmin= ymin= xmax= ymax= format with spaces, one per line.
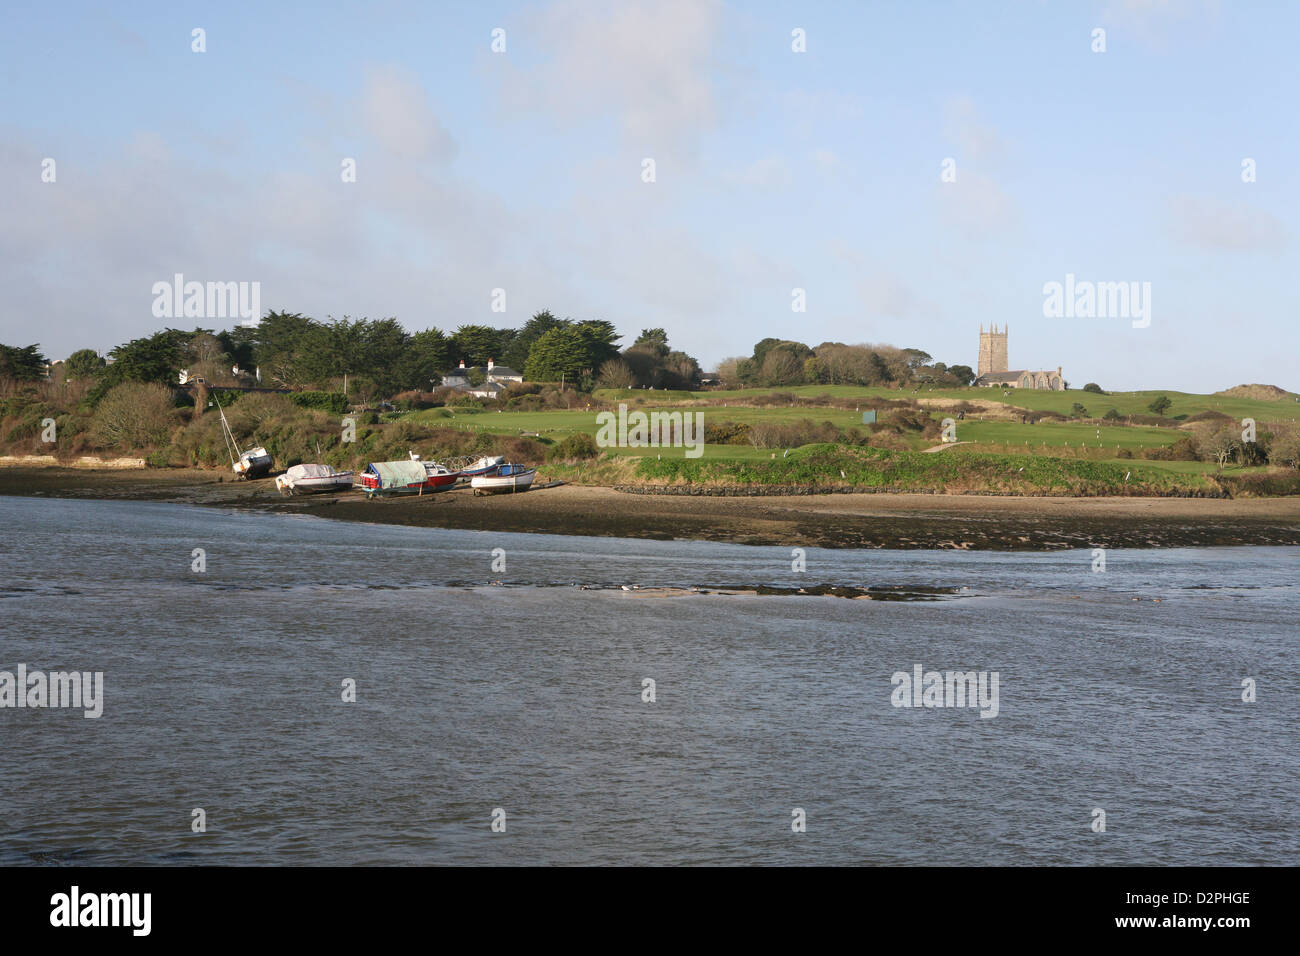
xmin=0 ymin=343 xmax=47 ymax=381
xmin=501 ymin=310 xmax=565 ymax=370
xmin=524 ymin=326 xmax=588 ymax=382
xmin=450 ymin=325 xmax=503 ymax=367
xmin=65 ymin=348 xmax=106 ymax=380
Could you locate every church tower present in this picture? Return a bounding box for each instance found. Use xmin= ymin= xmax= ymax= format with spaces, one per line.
xmin=978 ymin=324 xmax=1009 ymax=376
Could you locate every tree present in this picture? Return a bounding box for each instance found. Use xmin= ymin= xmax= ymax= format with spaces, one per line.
xmin=715 ymin=357 xmax=746 ymax=388
xmin=947 ymin=364 xmax=976 ymax=386
xmin=1071 ymin=403 xmax=1088 ymax=417
xmin=450 ymin=324 xmax=503 ymax=366
xmin=92 ymin=329 xmax=190 ymax=403
xmin=1268 ymin=424 xmax=1300 ymax=469
xmin=65 ymin=349 xmax=105 ymax=380
xmin=633 ymin=328 xmax=669 ymax=356
xmin=596 ymin=358 xmax=636 ymax=389
xmin=252 ymin=311 xmax=317 ymax=387
xmin=1148 ymin=395 xmax=1173 ymax=416
xmin=760 ymin=348 xmax=804 ymax=386
xmin=901 ymin=348 xmax=932 ymax=369
xmin=501 ymin=310 xmax=564 ymax=370
xmin=524 ymin=327 xmax=589 ymax=382
xmin=1083 ymin=382 xmax=1106 ymax=394
xmin=0 ymin=343 xmax=47 ymax=381
xmin=1201 ymin=422 xmax=1240 ymax=472
xmin=572 ymin=320 xmax=621 ymax=371
xmin=397 ymin=328 xmax=450 ymax=390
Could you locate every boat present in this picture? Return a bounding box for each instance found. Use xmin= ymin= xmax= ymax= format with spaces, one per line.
xmin=457 ymin=454 xmax=505 ymax=477
xmin=420 ymin=460 xmax=460 ymax=487
xmin=359 ymin=460 xmax=457 ymax=498
xmin=275 ymin=463 xmax=354 ymax=495
xmin=215 ymin=398 xmax=272 ymax=480
xmin=470 ymin=464 xmax=536 ymax=495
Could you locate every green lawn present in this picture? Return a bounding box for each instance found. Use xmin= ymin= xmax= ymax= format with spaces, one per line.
xmin=594 ymin=384 xmax=1300 ymax=424
xmin=953 ymin=419 xmax=1176 ymax=450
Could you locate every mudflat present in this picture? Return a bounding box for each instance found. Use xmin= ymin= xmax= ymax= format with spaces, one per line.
xmin=5 ymin=466 xmax=1300 ymax=550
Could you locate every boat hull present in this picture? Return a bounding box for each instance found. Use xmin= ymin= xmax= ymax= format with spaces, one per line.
xmin=276 ymin=472 xmax=354 ymax=495
xmin=235 ymin=449 xmax=273 ymax=480
xmin=470 ymin=466 xmax=535 ymax=495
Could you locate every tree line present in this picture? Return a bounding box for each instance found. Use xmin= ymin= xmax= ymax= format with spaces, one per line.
xmin=3 ymin=316 xmax=981 ymax=405
xmin=716 ymin=339 xmax=975 ymax=388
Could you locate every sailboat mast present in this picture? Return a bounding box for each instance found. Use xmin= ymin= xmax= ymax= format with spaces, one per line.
xmin=214 ymin=397 xmax=239 ymax=468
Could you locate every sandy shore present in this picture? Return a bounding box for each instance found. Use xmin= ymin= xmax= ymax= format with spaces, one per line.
xmin=4 ymin=466 xmax=1300 ymax=550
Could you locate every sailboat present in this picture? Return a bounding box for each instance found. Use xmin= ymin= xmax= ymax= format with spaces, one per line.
xmin=216 ymin=398 xmax=273 ymax=480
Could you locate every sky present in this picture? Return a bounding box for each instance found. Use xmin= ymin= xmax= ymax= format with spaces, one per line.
xmin=2 ymin=0 xmax=1296 ymax=391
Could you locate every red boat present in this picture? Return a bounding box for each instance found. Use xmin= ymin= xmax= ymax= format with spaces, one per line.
xmin=360 ymin=460 xmax=458 ymax=498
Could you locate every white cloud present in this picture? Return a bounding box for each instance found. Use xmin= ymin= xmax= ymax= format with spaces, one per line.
xmin=360 ymin=65 xmax=457 ymax=163
xmin=1167 ymin=195 xmax=1288 ymax=251
xmin=497 ymin=0 xmax=722 ymax=156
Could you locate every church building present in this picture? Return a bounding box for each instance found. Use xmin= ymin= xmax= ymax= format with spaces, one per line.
xmin=973 ymin=325 xmax=1064 ymax=390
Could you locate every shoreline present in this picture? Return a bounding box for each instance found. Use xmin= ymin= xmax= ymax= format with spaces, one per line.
xmin=5 ymin=466 xmax=1300 ymax=550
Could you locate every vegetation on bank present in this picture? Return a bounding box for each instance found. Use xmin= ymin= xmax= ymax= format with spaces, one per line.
xmin=4 ymin=318 xmax=1300 ymax=497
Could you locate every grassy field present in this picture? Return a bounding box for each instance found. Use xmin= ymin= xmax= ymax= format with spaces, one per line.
xmin=594 ymin=384 xmax=1300 ymax=423
xmin=388 ymin=383 xmax=1300 ymax=488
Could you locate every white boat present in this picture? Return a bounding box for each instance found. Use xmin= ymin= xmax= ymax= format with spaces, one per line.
xmin=275 ymin=463 xmax=354 ymax=495
xmin=216 ymin=399 xmax=272 ymax=480
xmin=459 ymin=455 xmax=505 ymax=477
xmin=470 ymin=464 xmax=535 ymax=495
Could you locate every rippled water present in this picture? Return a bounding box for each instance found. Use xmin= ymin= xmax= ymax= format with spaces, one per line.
xmin=0 ymin=495 xmax=1295 ymax=865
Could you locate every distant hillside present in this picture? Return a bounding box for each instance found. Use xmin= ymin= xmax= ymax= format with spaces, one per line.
xmin=1215 ymin=384 xmax=1292 ymax=400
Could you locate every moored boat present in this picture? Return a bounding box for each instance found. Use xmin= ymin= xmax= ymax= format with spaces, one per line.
xmin=458 ymin=454 xmax=505 ymax=477
xmin=360 ymin=460 xmax=456 ymax=498
xmin=216 ymin=398 xmax=273 ymax=479
xmin=470 ymin=464 xmax=536 ymax=495
xmin=276 ymin=463 xmax=354 ymax=495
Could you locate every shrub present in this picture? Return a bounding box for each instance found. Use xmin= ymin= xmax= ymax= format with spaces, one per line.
xmin=1083 ymin=383 xmax=1106 ymax=394
xmin=90 ymin=382 xmax=177 ymax=449
xmin=704 ymin=420 xmax=752 ymax=445
xmin=1103 ymin=408 xmax=1122 ymax=421
xmin=290 ymin=391 xmax=349 ymax=415
xmin=548 ymin=432 xmax=600 ymax=461
xmin=1142 ymin=436 xmax=1199 ymax=461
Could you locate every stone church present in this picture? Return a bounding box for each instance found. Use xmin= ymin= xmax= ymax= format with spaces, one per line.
xmin=973 ymin=325 xmax=1064 ymax=390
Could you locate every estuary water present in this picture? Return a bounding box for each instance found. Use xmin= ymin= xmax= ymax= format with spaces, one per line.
xmin=0 ymin=495 xmax=1295 ymax=865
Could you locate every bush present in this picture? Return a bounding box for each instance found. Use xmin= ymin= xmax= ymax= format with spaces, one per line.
xmin=704 ymin=420 xmax=752 ymax=445
xmin=1103 ymin=408 xmax=1122 ymax=421
xmin=1142 ymin=436 xmax=1199 ymax=461
xmin=1083 ymin=383 xmax=1106 ymax=394
xmin=548 ymin=433 xmax=601 ymax=461
xmin=90 ymin=382 xmax=177 ymax=449
xmin=748 ymin=419 xmax=843 ymax=449
xmin=290 ymin=391 xmax=348 ymax=415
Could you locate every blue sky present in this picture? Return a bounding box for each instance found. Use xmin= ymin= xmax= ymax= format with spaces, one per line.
xmin=3 ymin=0 xmax=1296 ymax=390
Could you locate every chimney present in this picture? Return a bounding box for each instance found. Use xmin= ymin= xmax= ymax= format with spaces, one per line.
xmin=487 ymin=358 xmax=494 ymax=370
xmin=458 ymin=359 xmax=465 ymax=369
